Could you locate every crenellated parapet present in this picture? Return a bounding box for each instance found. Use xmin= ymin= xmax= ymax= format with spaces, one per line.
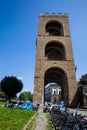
xmin=39 ymin=12 xmax=68 ymax=17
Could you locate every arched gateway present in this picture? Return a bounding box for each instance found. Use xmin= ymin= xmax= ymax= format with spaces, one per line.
xmin=33 ymin=13 xmax=77 ymax=107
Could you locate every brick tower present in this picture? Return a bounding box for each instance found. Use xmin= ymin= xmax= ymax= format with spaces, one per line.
xmin=33 ymin=13 xmax=77 ymax=107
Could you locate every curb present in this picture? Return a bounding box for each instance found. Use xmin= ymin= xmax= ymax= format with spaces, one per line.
xmin=22 ymin=112 xmax=38 ymax=130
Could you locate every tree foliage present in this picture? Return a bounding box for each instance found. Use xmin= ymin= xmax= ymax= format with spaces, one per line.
xmin=0 ymin=76 xmax=23 ymax=99
xmin=0 ymin=90 xmax=5 ymax=98
xmin=18 ymin=91 xmax=33 ymax=101
xmin=79 ymin=73 xmax=87 ymax=85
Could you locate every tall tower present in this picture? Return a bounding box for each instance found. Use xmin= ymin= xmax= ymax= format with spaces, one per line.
xmin=33 ymin=13 xmax=77 ymax=107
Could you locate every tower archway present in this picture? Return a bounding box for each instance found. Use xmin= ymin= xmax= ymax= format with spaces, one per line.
xmin=44 ymin=67 xmax=68 ymax=104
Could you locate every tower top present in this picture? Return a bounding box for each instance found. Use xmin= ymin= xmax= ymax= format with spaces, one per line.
xmin=39 ymin=12 xmax=68 ymax=17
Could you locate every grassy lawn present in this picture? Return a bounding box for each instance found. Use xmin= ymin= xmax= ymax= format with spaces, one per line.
xmin=0 ymin=107 xmax=36 ymax=130
xmin=0 ymin=101 xmax=5 ymax=107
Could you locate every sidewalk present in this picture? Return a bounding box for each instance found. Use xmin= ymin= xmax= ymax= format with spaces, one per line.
xmin=34 ymin=107 xmax=47 ymax=130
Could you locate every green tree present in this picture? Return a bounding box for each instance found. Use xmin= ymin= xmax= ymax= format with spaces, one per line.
xmin=79 ymin=73 xmax=87 ymax=85
xmin=18 ymin=91 xmax=33 ymax=101
xmin=0 ymin=90 xmax=6 ymax=100
xmin=0 ymin=76 xmax=23 ymax=100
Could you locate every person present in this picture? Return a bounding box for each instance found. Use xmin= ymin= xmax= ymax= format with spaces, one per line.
xmin=59 ymin=101 xmax=65 ymax=111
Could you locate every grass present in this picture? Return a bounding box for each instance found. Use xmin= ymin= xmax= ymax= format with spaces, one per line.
xmin=0 ymin=107 xmax=36 ymax=130
xmin=0 ymin=101 xmax=5 ymax=107
xmin=46 ymin=113 xmax=54 ymax=130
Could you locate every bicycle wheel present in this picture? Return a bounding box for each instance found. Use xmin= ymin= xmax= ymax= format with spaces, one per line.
xmin=55 ymin=119 xmax=64 ymax=130
xmin=73 ymin=122 xmax=83 ymax=130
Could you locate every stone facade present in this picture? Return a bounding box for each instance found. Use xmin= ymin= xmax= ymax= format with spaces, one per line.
xmin=33 ymin=13 xmax=77 ymax=107
xmin=45 ymin=84 xmax=61 ymax=104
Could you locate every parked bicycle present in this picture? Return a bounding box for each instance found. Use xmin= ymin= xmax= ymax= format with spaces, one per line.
xmin=50 ymin=103 xmax=87 ymax=130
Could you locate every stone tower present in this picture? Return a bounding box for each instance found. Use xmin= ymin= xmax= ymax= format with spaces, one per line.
xmin=33 ymin=13 xmax=77 ymax=107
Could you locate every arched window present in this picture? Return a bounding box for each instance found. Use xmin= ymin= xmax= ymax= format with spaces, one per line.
xmin=45 ymin=21 xmax=64 ymax=36
xmin=45 ymin=41 xmax=66 ymax=60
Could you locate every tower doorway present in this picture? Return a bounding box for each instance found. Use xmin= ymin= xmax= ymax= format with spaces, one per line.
xmin=44 ymin=67 xmax=68 ymax=105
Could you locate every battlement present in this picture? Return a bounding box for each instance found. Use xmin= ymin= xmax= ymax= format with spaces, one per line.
xmin=39 ymin=12 xmax=68 ymax=17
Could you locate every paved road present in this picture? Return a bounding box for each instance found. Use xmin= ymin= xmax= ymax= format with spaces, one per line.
xmin=34 ymin=107 xmax=47 ymax=130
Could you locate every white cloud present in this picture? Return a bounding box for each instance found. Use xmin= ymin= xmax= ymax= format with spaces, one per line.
xmin=17 ymin=76 xmax=23 ymax=80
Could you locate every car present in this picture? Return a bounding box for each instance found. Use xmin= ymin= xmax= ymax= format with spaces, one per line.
xmin=14 ymin=100 xmax=24 ymax=108
xmin=4 ymin=100 xmax=16 ymax=108
xmin=19 ymin=101 xmax=32 ymax=110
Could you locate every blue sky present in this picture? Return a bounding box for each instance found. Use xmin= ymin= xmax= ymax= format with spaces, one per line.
xmin=0 ymin=0 xmax=87 ymax=93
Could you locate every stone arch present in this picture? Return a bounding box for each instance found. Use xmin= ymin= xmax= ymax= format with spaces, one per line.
xmin=45 ymin=20 xmax=64 ymax=36
xmin=44 ymin=67 xmax=69 ymax=105
xmin=45 ymin=41 xmax=66 ymax=60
